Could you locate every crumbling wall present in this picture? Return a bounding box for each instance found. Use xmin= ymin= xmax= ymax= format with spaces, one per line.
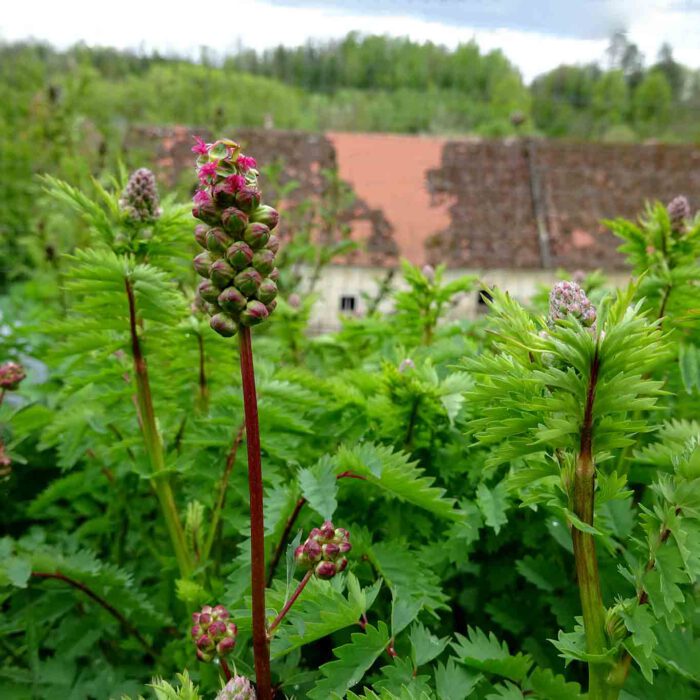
xmin=427 ymin=139 xmax=700 ymax=270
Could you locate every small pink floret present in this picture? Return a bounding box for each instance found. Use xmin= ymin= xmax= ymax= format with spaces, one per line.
xmin=224 ymin=174 xmax=246 ymax=192
xmin=236 ymin=155 xmax=257 ymax=171
xmin=191 ymin=136 xmax=210 ymax=155
xmin=198 ymin=160 xmax=220 ymax=184
xmin=193 ymin=189 xmax=211 ymax=205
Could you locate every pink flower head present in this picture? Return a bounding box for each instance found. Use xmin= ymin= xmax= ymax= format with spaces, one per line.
xmin=193 ymin=189 xmax=212 ymax=206
xmin=236 ymin=155 xmax=257 ymax=172
xmin=191 ymin=136 xmax=210 ymax=155
xmin=223 ymin=174 xmax=246 ymax=193
xmin=198 ymin=160 xmax=220 ymax=185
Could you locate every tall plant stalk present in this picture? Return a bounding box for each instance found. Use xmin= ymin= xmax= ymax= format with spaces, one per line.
xmin=238 ymin=326 xmax=272 ymax=700
xmin=573 ymin=347 xmax=608 ymax=699
xmin=126 ymin=278 xmax=192 ymax=578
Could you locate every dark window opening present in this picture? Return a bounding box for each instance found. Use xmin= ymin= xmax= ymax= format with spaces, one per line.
xmin=340 ymin=295 xmax=356 ymax=312
xmin=477 ymin=289 xmax=493 ymax=313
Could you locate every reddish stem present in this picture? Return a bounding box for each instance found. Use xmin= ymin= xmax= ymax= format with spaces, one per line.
xmin=238 ymin=326 xmax=272 ymax=700
xmin=220 ymin=657 xmax=233 ymax=682
xmin=268 ymin=570 xmax=313 ymax=634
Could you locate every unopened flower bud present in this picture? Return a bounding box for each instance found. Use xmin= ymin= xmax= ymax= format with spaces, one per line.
xmin=0 ymin=362 xmax=26 ymax=390
xmin=196 ymin=634 xmax=214 ymax=651
xmin=257 ymin=279 xmax=278 ymax=304
xmin=422 ymin=264 xmax=435 ymax=282
xmin=210 ymin=259 xmax=236 ymax=288
xmin=250 ymin=204 xmax=279 ymax=230
xmin=320 ymin=520 xmax=335 ymax=539
xmin=217 ymin=636 xmax=235 ymax=656
xmin=218 ymin=287 xmax=248 ymax=313
xmin=194 ymin=225 xmax=209 ymax=248
xmin=193 ymin=252 xmax=214 ymax=278
xmin=119 ymin=168 xmax=162 ymax=222
xmin=234 ymin=268 xmax=263 ymax=297
xmin=288 ymin=293 xmax=301 ymax=309
xmin=315 ymin=560 xmax=337 ymax=579
xmin=323 ymin=542 xmax=340 ymax=559
xmin=227 ymin=241 xmax=255 ymax=269
xmin=336 ymin=557 xmax=348 ymax=573
xmin=239 ymin=301 xmax=269 ymax=327
xmin=243 ymin=222 xmax=270 ymax=250
xmin=265 ymin=299 xmax=277 ymax=314
xmin=193 ymin=200 xmax=220 ymax=226
xmin=213 ymin=181 xmax=238 ymax=208
xmin=266 ymin=234 xmax=280 ymax=254
xmin=269 ymin=267 xmax=280 ymax=282
xmin=198 ymin=280 xmax=221 ymax=304
xmin=210 ymin=313 xmax=238 ymax=337
xmin=221 ymin=207 xmax=248 ymax=237
xmin=304 ymin=539 xmax=323 ymax=562
xmin=667 ymin=195 xmax=691 ymax=233
xmin=236 ymin=187 xmax=261 ymax=212
xmin=207 ymin=228 xmax=234 ymax=255
xmin=548 ymin=281 xmax=596 ymax=329
xmin=208 ymin=620 xmax=227 ymax=637
xmin=216 ymin=676 xmax=257 ymax=700
xmin=252 ymin=249 xmax=275 ymax=276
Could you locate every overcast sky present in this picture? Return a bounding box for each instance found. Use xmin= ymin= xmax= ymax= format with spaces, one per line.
xmin=2 ymin=0 xmax=700 ymax=82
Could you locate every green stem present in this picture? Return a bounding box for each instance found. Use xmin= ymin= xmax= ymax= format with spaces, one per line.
xmin=126 ymin=278 xmax=192 ymax=579
xmin=573 ymin=347 xmax=609 ymax=700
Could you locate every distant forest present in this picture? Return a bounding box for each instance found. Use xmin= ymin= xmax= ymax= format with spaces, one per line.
xmin=2 ymin=31 xmax=699 ymax=141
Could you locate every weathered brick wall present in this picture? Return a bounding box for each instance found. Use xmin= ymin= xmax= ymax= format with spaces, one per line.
xmin=427 ymin=139 xmax=700 ymax=270
xmin=127 ymin=127 xmax=700 ymax=271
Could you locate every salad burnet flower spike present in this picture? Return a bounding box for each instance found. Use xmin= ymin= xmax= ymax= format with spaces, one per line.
xmin=216 ymin=676 xmax=257 ymax=700
xmin=190 ymin=604 xmax=238 ymax=663
xmin=295 ymin=520 xmax=352 ymax=580
xmin=190 ymin=137 xmax=280 ymax=338
xmin=548 ymin=280 xmax=597 ymax=330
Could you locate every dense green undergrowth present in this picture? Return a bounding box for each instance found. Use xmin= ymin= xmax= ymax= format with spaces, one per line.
xmin=0 ymin=164 xmax=699 ymax=700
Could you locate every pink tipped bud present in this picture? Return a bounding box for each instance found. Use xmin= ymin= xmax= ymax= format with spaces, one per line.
xmin=323 ymin=542 xmax=340 ymax=559
xmin=243 ymin=222 xmax=270 ymax=250
xmin=201 ymin=605 xmax=213 ymax=616
xmin=338 ymin=541 xmax=351 ymax=554
xmin=234 ymin=268 xmax=263 ymax=297
xmin=252 ymin=249 xmax=276 ymax=276
xmin=266 ymin=234 xmax=280 ymax=254
xmin=218 ymin=287 xmax=247 ymax=313
xmin=266 ymin=299 xmax=278 ymax=314
xmin=304 ymin=539 xmax=323 ymax=562
xmin=315 ymin=560 xmax=337 ymax=579
xmin=288 ymin=293 xmax=301 ymax=309
xmin=216 ymin=676 xmax=257 ymax=700
xmin=191 ymin=624 xmax=202 ymax=639
xmin=198 ymin=280 xmax=221 ymax=304
xmin=226 ymin=622 xmax=238 ymax=637
xmin=193 ymin=200 xmax=220 ymax=226
xmin=193 ymin=251 xmax=214 ymax=278
xmin=239 ymin=300 xmax=269 ymax=327
xmin=207 ymin=228 xmax=233 ymax=255
xmin=196 ymin=634 xmax=214 ymax=651
xmin=320 ymin=520 xmax=336 ymax=540
xmin=217 ymin=636 xmax=235 ymax=656
xmin=194 ymin=224 xmax=209 ymax=248
xmin=236 ymin=186 xmax=261 ymax=212
xmin=250 ymin=204 xmax=279 ymax=230
xmin=210 ymin=313 xmax=238 ymax=338
xmin=210 ymin=259 xmax=236 ymax=288
xmin=268 ymin=267 xmax=280 ymax=282
xmin=398 ymin=358 xmax=415 ymax=373
xmin=257 ymin=278 xmax=278 ymax=305
xmin=0 ymin=362 xmax=26 ymax=391
xmin=208 ymin=620 xmax=227 ymax=637
xmin=221 ymin=207 xmax=248 ymax=236
xmin=334 ymin=527 xmax=350 ymax=541
xmin=336 ymin=557 xmax=348 ymax=573
xmin=227 ymin=241 xmax=255 ymax=270
xmin=192 ymin=612 xmax=201 ymax=624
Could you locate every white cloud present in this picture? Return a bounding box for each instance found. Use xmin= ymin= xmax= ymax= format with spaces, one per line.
xmin=0 ymin=0 xmax=698 ymax=82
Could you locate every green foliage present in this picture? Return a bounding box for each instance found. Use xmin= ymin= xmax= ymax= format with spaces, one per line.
xmin=2 ymin=168 xmax=699 ymax=700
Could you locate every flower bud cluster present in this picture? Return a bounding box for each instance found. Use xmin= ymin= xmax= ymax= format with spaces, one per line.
xmin=119 ymin=168 xmax=162 ymax=223
xmin=191 ymin=137 xmax=280 ymax=338
xmin=667 ymin=195 xmax=691 ymax=234
xmin=295 ymin=520 xmax=351 ymax=579
xmin=216 ymin=676 xmax=257 ymax=700
xmin=548 ymin=281 xmax=596 ymax=329
xmin=0 ymin=361 xmax=26 ymax=391
xmin=191 ymin=604 xmax=237 ymax=662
